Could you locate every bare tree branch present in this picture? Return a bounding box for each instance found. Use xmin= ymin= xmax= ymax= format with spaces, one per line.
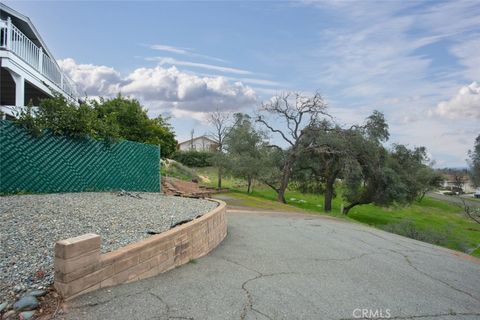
xmin=254 ymin=91 xmax=331 ymax=203
xmin=461 ymin=198 xmax=480 ymax=224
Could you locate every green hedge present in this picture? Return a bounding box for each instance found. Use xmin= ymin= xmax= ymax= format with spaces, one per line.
xmin=172 ymin=150 xmax=213 ymax=167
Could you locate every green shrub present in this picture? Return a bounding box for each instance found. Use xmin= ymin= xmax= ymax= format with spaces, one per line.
xmin=382 ymin=219 xmax=468 ymax=251
xmin=172 ymin=150 xmax=213 ymax=167
xmin=14 ymin=94 xmax=177 ymax=157
xmin=161 ymin=159 xmax=200 ymax=181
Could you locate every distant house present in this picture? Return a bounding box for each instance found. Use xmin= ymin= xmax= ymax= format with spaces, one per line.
xmin=441 ymin=172 xmax=475 ymax=193
xmin=0 ymin=3 xmax=78 ymax=119
xmin=178 ymin=136 xmax=218 ymax=152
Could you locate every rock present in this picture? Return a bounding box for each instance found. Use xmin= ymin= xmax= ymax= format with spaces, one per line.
xmin=2 ymin=310 xmax=16 ymax=320
xmin=0 ymin=302 xmax=7 ymax=313
xmin=13 ymin=285 xmax=24 ymax=293
xmin=19 ymin=311 xmax=35 ymax=320
xmin=13 ymin=296 xmax=38 ymax=311
xmin=27 ymin=290 xmax=47 ymax=297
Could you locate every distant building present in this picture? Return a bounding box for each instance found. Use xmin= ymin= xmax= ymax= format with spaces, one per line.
xmin=441 ymin=172 xmax=475 ymax=193
xmin=178 ymin=136 xmax=218 ymax=152
xmin=0 ymin=3 xmax=78 ymax=119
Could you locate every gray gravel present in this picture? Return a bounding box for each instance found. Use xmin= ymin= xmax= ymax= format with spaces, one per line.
xmin=0 ymin=192 xmax=217 ymax=304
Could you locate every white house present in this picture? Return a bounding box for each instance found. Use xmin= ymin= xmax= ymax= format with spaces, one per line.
xmin=440 ymin=172 xmax=476 ymax=194
xmin=0 ymin=3 xmax=78 ymax=119
xmin=178 ymin=136 xmax=219 ymax=152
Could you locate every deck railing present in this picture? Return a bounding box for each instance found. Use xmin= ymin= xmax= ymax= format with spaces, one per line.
xmin=0 ymin=17 xmax=78 ymax=99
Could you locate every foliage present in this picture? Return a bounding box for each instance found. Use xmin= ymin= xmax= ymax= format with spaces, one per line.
xmin=256 ymin=92 xmax=330 ymax=203
xmin=92 ymin=96 xmax=177 ymax=156
xmin=14 ymin=94 xmax=177 ymax=157
xmin=389 ymin=144 xmax=444 ymax=202
xmin=161 ymin=159 xmax=200 ymax=181
xmin=172 ymin=150 xmax=213 ymax=167
xmin=293 ymin=119 xmax=346 ymax=211
xmin=224 ymin=113 xmax=268 ymax=193
xmin=468 ymin=134 xmax=480 ymax=187
xmin=339 ymin=111 xmax=395 ymax=214
xmin=337 ymin=112 xmax=441 ymax=214
xmin=381 ymin=219 xmax=462 ymax=248
xmin=15 ymin=94 xmax=97 ymax=139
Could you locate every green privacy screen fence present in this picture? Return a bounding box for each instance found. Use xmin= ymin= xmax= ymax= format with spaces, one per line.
xmin=0 ymin=120 xmax=160 ymax=194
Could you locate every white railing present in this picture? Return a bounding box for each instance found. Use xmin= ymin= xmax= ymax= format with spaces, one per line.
xmin=42 ymin=51 xmax=62 ymax=84
xmin=0 ymin=17 xmax=78 ymax=99
xmin=10 ymin=23 xmax=40 ymax=69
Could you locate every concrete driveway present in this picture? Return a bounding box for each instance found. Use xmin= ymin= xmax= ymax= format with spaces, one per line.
xmin=63 ymin=209 xmax=480 ymax=320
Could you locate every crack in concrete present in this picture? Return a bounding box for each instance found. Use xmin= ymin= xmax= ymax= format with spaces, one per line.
xmin=217 ymin=256 xmax=262 ymax=275
xmin=149 ymin=292 xmax=170 ymax=317
xmin=149 ymin=292 xmax=194 ymax=320
xmin=251 ymin=306 xmax=275 ymax=320
xmin=313 ymin=252 xmax=376 ymax=262
xmin=217 ymin=256 xmax=311 ymax=320
xmin=70 ymin=290 xmax=145 ymax=309
xmin=386 ymin=249 xmax=480 ymax=303
xmin=240 ymin=272 xmax=296 ymax=320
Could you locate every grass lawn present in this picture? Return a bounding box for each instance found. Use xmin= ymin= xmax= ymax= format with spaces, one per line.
xmin=194 ymin=166 xmax=480 ymax=258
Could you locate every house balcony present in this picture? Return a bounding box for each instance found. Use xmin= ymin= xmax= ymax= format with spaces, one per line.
xmin=0 ymin=16 xmax=78 ymax=117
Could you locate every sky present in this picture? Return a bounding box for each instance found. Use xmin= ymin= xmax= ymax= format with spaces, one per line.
xmin=5 ymin=0 xmax=479 ymax=167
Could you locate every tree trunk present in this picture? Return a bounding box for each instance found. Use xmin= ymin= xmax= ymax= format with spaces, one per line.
xmin=277 ymin=188 xmax=286 ymax=203
xmin=343 ymin=201 xmax=367 ymax=215
xmin=418 ymin=191 xmax=426 ymax=202
xmin=247 ymin=176 xmax=252 ymax=193
xmin=324 ymin=176 xmax=335 ymax=212
xmin=343 ymin=203 xmax=355 ymax=215
xmin=277 ymin=160 xmax=293 ymax=204
xmin=217 ymin=166 xmax=222 ymax=189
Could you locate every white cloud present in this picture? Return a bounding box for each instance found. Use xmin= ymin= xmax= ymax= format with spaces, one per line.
xmin=170 ymin=109 xmax=209 ymax=123
xmin=58 ymin=58 xmax=257 ymax=115
xmin=146 ymin=56 xmax=252 ymax=75
xmin=434 ymin=82 xmax=480 ymax=119
xmin=150 ymin=44 xmax=227 ymax=63
xmin=303 ymin=1 xmax=480 ymax=104
xmin=150 ymin=44 xmax=190 ymax=55
xmin=450 ymin=37 xmax=480 ymax=81
xmin=58 ymin=58 xmax=122 ymax=96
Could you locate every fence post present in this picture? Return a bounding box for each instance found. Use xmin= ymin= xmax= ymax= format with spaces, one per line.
xmin=6 ymin=17 xmax=12 ymax=50
xmin=38 ymin=47 xmax=43 ymax=72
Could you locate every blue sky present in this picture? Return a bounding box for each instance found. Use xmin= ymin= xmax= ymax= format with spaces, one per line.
xmin=5 ymin=0 xmax=479 ymax=167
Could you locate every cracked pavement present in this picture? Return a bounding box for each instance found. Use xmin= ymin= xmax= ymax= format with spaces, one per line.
xmin=61 ymin=208 xmax=480 ymax=320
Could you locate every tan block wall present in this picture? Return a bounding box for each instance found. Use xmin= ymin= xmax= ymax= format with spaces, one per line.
xmin=54 ymin=199 xmax=227 ymax=300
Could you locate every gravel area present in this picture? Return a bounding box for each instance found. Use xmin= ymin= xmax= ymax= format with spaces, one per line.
xmin=0 ymin=192 xmax=217 ymax=304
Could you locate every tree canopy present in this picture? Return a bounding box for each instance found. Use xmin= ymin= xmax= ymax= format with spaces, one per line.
xmin=255 ymin=92 xmax=330 ymax=203
xmin=15 ymin=94 xmax=177 ymax=157
xmin=468 ymin=134 xmax=480 ymax=187
xmin=224 ymin=113 xmax=268 ymax=193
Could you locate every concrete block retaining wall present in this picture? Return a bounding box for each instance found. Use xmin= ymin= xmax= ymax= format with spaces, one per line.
xmin=54 ymin=199 xmax=227 ymax=300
